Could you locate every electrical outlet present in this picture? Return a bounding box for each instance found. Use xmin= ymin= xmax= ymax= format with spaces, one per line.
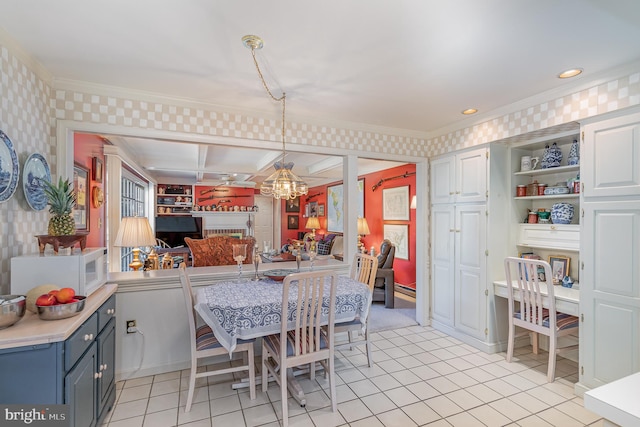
xmin=126 ymin=320 xmax=137 ymax=334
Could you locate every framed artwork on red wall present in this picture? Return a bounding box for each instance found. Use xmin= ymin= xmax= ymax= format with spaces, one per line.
xmin=73 ymin=163 xmax=90 ymax=232
xmin=384 ymin=224 xmax=408 ymax=260
xmin=382 ymin=186 xmax=409 ymax=221
xmin=288 ymin=215 xmax=299 ymax=229
xmin=92 ymin=157 xmax=103 ymax=183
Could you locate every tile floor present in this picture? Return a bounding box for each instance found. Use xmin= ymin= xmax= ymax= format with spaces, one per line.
xmin=101 ymin=325 xmax=603 ymax=427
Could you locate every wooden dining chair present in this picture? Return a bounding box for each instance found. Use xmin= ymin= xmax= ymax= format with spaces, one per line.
xmin=334 ymin=253 xmax=378 ymax=366
xmin=261 ymin=270 xmax=338 ymax=427
xmin=503 ymin=257 xmax=579 ymax=382
xmin=177 ymin=263 xmax=255 ymax=412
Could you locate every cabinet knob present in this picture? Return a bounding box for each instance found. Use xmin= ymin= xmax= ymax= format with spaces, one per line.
xmin=84 ymin=334 xmax=92 ymax=341
xmin=449 ymin=192 xmax=454 ymax=195
xmin=455 ymin=191 xmax=460 ymax=194
xmin=94 ymin=372 xmax=102 ymax=379
xmin=449 ymin=229 xmax=455 ymax=232
xmin=550 ymin=225 xmax=557 ymax=230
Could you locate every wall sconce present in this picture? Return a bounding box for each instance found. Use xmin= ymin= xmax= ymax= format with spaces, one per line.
xmin=410 ymin=195 xmax=417 ymax=209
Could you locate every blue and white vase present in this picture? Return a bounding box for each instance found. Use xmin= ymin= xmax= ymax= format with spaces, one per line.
xmin=568 ymin=139 xmax=580 ymax=165
xmin=551 ymin=202 xmax=574 ymax=224
xmin=542 ymin=142 xmax=563 ymax=168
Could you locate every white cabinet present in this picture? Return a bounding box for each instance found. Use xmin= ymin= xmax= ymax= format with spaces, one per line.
xmin=431 ymin=148 xmax=487 ymax=204
xmin=430 ymin=145 xmax=506 ymax=351
xmin=579 ymin=110 xmax=640 ymax=393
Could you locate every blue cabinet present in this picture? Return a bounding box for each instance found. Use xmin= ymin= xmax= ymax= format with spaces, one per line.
xmin=0 ymin=294 xmax=116 ymax=427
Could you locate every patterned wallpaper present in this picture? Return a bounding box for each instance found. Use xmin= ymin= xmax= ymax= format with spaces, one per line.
xmin=1 ymin=35 xmax=640 ymax=291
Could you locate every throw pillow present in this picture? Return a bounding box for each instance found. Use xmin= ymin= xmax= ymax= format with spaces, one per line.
xmin=317 ymin=240 xmax=332 ymax=256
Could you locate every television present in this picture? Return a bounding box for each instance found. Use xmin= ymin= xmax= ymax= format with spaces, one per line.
xmin=155 ymin=216 xmax=202 ymax=247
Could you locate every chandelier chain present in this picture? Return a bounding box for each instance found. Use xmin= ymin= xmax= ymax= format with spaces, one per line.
xmin=250 ymin=48 xmax=287 ymax=158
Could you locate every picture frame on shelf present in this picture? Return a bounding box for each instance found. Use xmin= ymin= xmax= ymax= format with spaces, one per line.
xmin=73 ymin=163 xmax=90 ymax=232
xmin=549 ymin=255 xmax=570 ymax=285
xmin=92 ymin=157 xmax=103 ymax=183
xmin=285 ymin=197 xmax=300 ymax=213
xmin=382 ymin=185 xmax=410 ymax=221
xmin=288 ymin=215 xmax=299 ymax=229
xmin=383 ymin=223 xmax=409 ymax=260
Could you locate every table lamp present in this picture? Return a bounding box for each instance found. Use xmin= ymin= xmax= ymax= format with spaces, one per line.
xmin=305 ymin=216 xmax=321 ymax=240
xmin=357 ymin=217 xmax=370 ymax=252
xmin=114 ymin=216 xmax=156 ymax=271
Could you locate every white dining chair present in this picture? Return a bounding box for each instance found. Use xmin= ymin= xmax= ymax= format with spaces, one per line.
xmin=503 ymin=257 xmax=579 ymax=382
xmin=178 ymin=263 xmax=255 ymax=412
xmin=261 ymin=270 xmax=338 ymax=427
xmin=334 ymin=253 xmax=378 ymax=366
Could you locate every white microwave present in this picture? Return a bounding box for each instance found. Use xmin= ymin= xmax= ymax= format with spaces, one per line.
xmin=11 ymin=247 xmax=108 ymax=297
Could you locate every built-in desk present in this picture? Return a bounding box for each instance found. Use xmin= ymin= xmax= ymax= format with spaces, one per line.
xmin=493 ymin=280 xmax=579 ymax=316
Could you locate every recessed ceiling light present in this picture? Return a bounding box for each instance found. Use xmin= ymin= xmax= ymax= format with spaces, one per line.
xmin=558 ymin=68 xmax=583 ymax=79
xmin=462 ymin=108 xmax=478 ymax=115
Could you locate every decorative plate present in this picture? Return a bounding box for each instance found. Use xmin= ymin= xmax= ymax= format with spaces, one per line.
xmin=263 ymin=269 xmax=298 ymax=281
xmin=22 ymin=153 xmax=51 ymax=210
xmin=0 ymin=130 xmax=20 ymax=203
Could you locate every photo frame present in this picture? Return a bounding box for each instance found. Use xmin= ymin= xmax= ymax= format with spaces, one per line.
xmin=285 ymin=197 xmax=300 ymax=212
xmin=308 ymin=201 xmax=318 ymax=217
xmin=549 ymin=255 xmax=570 ymax=284
xmin=382 ymin=185 xmax=410 ymax=221
xmin=73 ymin=163 xmax=90 ymax=232
xmin=92 ymin=157 xmax=103 ymax=183
xmin=326 ymin=183 xmax=344 ymax=232
xmin=318 ymin=203 xmax=325 ymax=217
xmin=384 ymin=224 xmax=409 ymax=260
xmin=287 ymin=215 xmax=299 ymax=229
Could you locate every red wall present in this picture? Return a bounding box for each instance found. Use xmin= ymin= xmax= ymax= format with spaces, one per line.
xmin=281 ymin=164 xmax=417 ymax=289
xmin=73 ymin=134 xmax=106 ymax=248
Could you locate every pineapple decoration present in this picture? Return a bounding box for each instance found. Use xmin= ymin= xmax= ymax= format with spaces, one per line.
xmin=42 ymin=177 xmax=77 ymax=236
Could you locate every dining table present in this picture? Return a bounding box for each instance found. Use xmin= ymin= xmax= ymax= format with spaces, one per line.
xmin=194 ymin=274 xmax=371 ymax=405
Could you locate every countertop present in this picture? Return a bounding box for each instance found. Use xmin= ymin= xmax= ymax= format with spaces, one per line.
xmin=584 ymin=372 xmax=640 ymax=427
xmin=0 ymin=283 xmax=118 ymax=350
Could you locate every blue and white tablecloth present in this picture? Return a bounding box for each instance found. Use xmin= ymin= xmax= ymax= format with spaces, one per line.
xmin=195 ymin=275 xmax=371 ymax=353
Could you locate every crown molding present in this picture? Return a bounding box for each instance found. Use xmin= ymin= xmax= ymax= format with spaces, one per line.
xmin=0 ymin=27 xmax=52 ymax=85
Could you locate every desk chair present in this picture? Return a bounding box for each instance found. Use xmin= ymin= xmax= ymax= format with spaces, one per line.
xmin=178 ymin=263 xmax=255 ymax=412
xmin=504 ymin=257 xmax=579 ymax=382
xmin=334 ymin=253 xmax=378 ymax=366
xmin=261 ymin=271 xmax=338 ymax=427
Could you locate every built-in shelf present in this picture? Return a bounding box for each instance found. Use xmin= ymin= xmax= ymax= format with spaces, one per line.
xmin=515 ymin=193 xmax=580 ymax=201
xmin=514 ymin=164 xmax=580 ymax=176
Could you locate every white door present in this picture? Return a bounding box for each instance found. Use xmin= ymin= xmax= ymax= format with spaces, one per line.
xmin=454 ymin=203 xmax=487 ymax=340
xmin=431 ymin=204 xmax=455 ymax=327
xmin=431 ymin=156 xmax=455 ymax=204
xmin=456 ymin=148 xmax=487 ymax=203
xmin=581 ymin=200 xmax=640 ymax=389
xmin=253 ymin=195 xmax=274 ymax=252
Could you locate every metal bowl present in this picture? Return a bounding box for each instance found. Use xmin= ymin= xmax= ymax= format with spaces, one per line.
xmin=0 ymin=295 xmax=27 ymax=329
xmin=37 ymin=296 xmax=86 ymax=321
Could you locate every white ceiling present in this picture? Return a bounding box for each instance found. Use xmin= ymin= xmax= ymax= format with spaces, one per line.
xmin=2 ymin=0 xmax=640 ymax=185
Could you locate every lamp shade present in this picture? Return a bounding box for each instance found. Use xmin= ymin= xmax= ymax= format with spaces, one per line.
xmin=113 ymin=216 xmax=156 ymax=248
xmin=357 ymin=217 xmax=370 ymax=236
xmin=305 ymin=216 xmax=321 ymax=230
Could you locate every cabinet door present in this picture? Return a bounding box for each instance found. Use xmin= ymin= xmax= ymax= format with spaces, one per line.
xmin=455 ymin=204 xmax=487 ymax=340
xmin=431 ymin=156 xmax=455 ymax=204
xmin=65 ymin=342 xmax=97 ymax=427
xmin=97 ymin=318 xmax=116 ymax=418
xmin=582 ymin=112 xmax=640 ymax=198
xmin=581 ymin=200 xmax=640 ymax=389
xmin=456 ymin=148 xmax=487 ymax=203
xmin=431 ymin=205 xmax=455 ymax=326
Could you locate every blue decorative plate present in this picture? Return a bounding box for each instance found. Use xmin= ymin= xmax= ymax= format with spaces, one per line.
xmin=0 ymin=130 xmax=19 ymax=203
xmin=23 ymin=153 xmax=51 ymax=211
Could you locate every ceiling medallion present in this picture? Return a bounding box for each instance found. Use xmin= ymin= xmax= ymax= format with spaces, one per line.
xmin=242 ymin=34 xmax=308 ymax=200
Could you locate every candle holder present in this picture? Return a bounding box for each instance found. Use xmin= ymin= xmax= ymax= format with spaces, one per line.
xmin=252 ymin=245 xmax=261 ymax=281
xmin=232 ymin=243 xmax=247 ymax=280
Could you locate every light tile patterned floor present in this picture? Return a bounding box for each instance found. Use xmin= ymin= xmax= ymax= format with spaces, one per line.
xmin=101 ymin=325 xmax=602 ymax=427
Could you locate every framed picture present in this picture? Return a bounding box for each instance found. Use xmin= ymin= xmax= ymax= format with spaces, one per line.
xmin=318 ymin=203 xmax=325 ymax=217
xmin=73 ymin=163 xmax=90 ymax=232
xmin=326 ymin=183 xmax=344 ymax=232
xmin=384 ymin=224 xmax=409 ymax=260
xmin=308 ymin=201 xmax=318 ymax=217
xmin=382 ymin=185 xmax=410 ymax=221
xmin=285 ymin=197 xmax=300 ymax=212
xmin=549 ymin=255 xmax=570 ymax=284
xmin=287 ymin=215 xmax=299 ymax=229
xmin=92 ymin=157 xmax=103 ymax=183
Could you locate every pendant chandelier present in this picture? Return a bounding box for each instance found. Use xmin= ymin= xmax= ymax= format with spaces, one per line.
xmin=242 ymin=35 xmax=308 ymax=200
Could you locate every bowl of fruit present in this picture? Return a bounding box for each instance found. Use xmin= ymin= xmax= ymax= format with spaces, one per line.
xmin=35 ymin=288 xmax=86 ymax=321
